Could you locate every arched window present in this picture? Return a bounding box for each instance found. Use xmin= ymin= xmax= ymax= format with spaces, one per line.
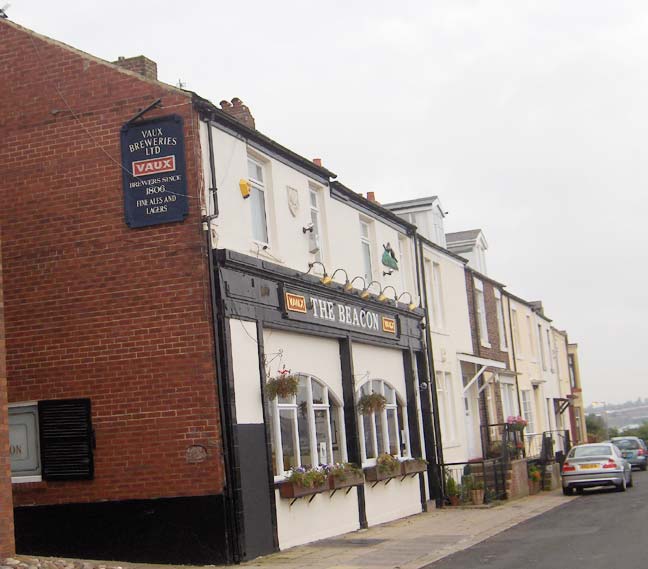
xmin=269 ymin=374 xmax=346 ymax=477
xmin=357 ymin=379 xmax=410 ymax=464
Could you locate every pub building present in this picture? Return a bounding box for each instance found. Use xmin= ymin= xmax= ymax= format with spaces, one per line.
xmin=1 ymin=19 xmax=441 ymax=566
xmin=198 ymin=99 xmax=438 ymax=556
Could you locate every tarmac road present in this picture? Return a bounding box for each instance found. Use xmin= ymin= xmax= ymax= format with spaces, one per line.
xmin=425 ymin=469 xmax=647 ymax=568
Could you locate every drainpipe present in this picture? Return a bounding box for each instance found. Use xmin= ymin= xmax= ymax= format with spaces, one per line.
xmin=203 ymin=117 xmax=240 ymax=563
xmin=415 ymin=234 xmax=445 ymax=505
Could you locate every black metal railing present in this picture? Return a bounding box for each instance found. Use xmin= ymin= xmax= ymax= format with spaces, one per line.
xmin=442 ymin=459 xmax=507 ymax=505
xmin=480 ymin=423 xmax=525 ymax=462
xmin=525 ymin=429 xmax=571 ymax=461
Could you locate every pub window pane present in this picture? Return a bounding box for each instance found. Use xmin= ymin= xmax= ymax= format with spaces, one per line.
xmin=387 ymin=408 xmax=399 ymax=455
xmin=279 ymin=409 xmax=298 ymax=471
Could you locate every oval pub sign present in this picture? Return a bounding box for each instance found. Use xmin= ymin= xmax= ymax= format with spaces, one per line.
xmin=120 ymin=114 xmax=189 ymax=228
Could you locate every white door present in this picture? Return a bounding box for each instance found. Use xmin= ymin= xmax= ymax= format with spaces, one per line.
xmin=463 ymin=384 xmax=480 ymax=458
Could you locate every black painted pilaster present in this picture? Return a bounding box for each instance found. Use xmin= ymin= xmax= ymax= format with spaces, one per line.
xmin=403 ymin=349 xmax=427 ymax=512
xmin=339 ymin=337 xmax=367 ymax=529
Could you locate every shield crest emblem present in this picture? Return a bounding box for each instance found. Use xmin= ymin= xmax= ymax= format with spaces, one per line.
xmin=287 ymin=186 xmax=299 ymax=217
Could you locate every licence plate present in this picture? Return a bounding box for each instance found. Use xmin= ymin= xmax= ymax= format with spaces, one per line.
xmin=622 ymin=452 xmax=630 ymax=458
xmin=580 ymin=464 xmax=599 ymax=470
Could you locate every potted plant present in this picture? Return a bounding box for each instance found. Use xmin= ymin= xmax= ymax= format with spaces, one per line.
xmin=471 ymin=480 xmax=485 ymax=505
xmin=364 ymin=453 xmax=401 ymax=482
xmin=357 ymin=392 xmax=387 ymax=415
xmin=446 ymin=476 xmax=460 ymax=506
xmin=528 ymin=465 xmax=542 ymax=494
xmin=401 ymin=457 xmax=428 ymax=475
xmin=326 ymin=462 xmax=364 ymax=490
xmin=266 ymin=369 xmax=300 ymax=400
xmin=279 ymin=466 xmax=329 ymax=499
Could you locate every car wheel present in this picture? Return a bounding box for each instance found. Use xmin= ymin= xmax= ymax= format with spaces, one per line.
xmin=617 ymin=478 xmax=627 ymax=492
xmin=562 ymin=486 xmax=574 ymax=496
xmin=576 ymin=487 xmax=584 ymax=495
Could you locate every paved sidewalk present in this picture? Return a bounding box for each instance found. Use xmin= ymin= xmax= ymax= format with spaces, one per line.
xmin=4 ymin=491 xmax=574 ymax=569
xmin=243 ymin=490 xmax=573 ymax=569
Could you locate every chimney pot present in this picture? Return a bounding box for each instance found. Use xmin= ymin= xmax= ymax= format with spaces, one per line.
xmin=219 ymin=97 xmax=256 ymax=130
xmin=312 ymin=158 xmax=322 ymax=167
xmin=367 ymin=192 xmax=376 ymax=202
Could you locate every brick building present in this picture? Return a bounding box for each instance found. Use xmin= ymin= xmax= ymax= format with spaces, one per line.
xmin=1 ymin=19 xmax=226 ymax=563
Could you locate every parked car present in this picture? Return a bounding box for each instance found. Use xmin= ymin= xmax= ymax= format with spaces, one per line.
xmin=610 ymin=437 xmax=648 ymax=471
xmin=561 ymin=442 xmax=632 ymax=495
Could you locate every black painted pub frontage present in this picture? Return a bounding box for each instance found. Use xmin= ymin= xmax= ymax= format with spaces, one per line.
xmin=211 ymin=249 xmax=440 ymax=561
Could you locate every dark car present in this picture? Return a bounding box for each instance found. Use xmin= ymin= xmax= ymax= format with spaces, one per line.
xmin=610 ymin=437 xmax=648 ymax=471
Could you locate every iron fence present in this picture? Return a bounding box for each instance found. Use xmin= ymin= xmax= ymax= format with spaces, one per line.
xmin=442 ymin=459 xmax=507 ymax=505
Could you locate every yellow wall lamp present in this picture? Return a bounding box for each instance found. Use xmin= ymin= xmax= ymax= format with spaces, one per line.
xmin=378 ymin=285 xmax=398 ymax=303
xmin=397 ymin=292 xmax=418 ymax=311
xmin=306 ymin=261 xmax=334 ymax=285
xmin=360 ymin=280 xmax=382 ymax=299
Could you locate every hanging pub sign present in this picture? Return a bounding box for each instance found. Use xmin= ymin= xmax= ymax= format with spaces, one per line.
xmin=283 ymin=289 xmax=399 ymax=340
xmin=120 ymin=114 xmax=189 ymax=228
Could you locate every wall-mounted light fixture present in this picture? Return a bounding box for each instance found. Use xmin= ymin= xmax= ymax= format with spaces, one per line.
xmin=239 ymin=179 xmax=251 ymax=199
xmin=302 ymin=222 xmax=314 ymax=233
xmin=378 ymin=285 xmax=398 ymax=302
xmin=383 ymin=270 xmax=394 ymax=276
xmin=397 ymin=292 xmax=418 ymax=311
xmin=360 ymin=280 xmax=382 ymax=299
xmin=306 ymin=261 xmax=332 ymax=285
xmin=346 ymin=275 xmax=366 ymax=292
xmin=330 ymin=268 xmax=349 ymax=287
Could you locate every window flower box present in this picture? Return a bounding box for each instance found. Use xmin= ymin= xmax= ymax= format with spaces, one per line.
xmin=279 ymin=480 xmax=329 ymax=499
xmin=326 ymin=463 xmax=365 ymax=490
xmin=400 ymin=458 xmax=428 ymax=476
xmin=364 ymin=453 xmax=401 ymax=482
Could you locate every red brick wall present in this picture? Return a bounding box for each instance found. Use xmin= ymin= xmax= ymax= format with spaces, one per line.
xmin=0 ymin=20 xmax=224 ymax=507
xmin=465 ymin=270 xmax=510 ymax=425
xmin=0 ymin=242 xmax=16 ymax=557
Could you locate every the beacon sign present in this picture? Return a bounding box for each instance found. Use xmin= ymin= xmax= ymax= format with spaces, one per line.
xmin=120 ymin=115 xmax=189 ymax=228
xmin=283 ymin=291 xmax=398 ymax=340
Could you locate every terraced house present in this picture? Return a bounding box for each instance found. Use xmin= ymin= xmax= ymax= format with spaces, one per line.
xmin=0 ymin=16 xmax=588 ymax=566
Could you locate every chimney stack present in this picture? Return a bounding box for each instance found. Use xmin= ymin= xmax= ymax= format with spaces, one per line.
xmin=219 ymin=98 xmax=256 ymax=129
xmin=367 ymin=192 xmax=376 ymax=202
xmin=113 ymin=55 xmax=158 ymax=80
xmin=312 ymin=158 xmax=322 ymax=167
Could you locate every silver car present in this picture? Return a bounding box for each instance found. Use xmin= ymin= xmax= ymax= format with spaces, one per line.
xmin=562 ymin=442 xmax=633 ymax=495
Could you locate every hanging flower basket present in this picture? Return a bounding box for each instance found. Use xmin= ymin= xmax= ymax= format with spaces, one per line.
xmin=266 ymin=373 xmax=299 ymax=400
xmin=401 ymin=458 xmax=428 ymax=476
xmin=506 ymin=416 xmax=527 ymax=432
xmin=357 ymin=393 xmax=387 ymax=415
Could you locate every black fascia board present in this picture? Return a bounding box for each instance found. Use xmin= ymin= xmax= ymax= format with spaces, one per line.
xmin=191 ymin=93 xmax=336 ymax=182
xmin=214 ymin=248 xmax=425 ymax=320
xmin=503 ymin=290 xmax=552 ymax=322
xmin=417 ymin=234 xmax=468 ymax=265
xmin=330 ymin=181 xmax=417 ymax=236
xmin=466 ymin=266 xmax=507 ymax=290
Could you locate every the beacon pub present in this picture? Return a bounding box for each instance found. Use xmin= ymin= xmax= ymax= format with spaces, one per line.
xmin=214 ymin=249 xmax=430 ymax=558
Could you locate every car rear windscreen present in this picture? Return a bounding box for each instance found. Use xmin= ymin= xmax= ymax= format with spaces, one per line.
xmin=570 ymin=445 xmax=612 ymax=458
xmin=614 ymin=439 xmax=640 ymax=450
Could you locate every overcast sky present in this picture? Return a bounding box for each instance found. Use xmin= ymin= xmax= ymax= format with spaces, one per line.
xmin=9 ymin=1 xmax=648 ymax=405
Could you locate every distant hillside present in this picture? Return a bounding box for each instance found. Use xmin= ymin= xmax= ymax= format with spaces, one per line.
xmin=586 ymin=399 xmax=648 ymax=430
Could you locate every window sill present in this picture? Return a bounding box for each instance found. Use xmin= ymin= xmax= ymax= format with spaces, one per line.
xmin=431 ymin=328 xmax=450 ymax=337
xmin=480 ymin=342 xmax=491 ymax=349
xmin=12 ymin=475 xmax=42 ymax=484
xmin=249 ymin=242 xmax=283 ymax=264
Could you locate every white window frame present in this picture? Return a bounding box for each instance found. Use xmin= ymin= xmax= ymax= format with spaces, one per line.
xmin=357 ymin=379 xmax=410 ymax=465
xmin=247 ymin=156 xmax=270 ymax=245
xmin=511 ymin=308 xmax=523 ymax=359
xmin=431 ymin=262 xmax=445 ymax=330
xmin=546 ymin=329 xmax=554 ymax=372
xmin=308 ymin=185 xmax=323 ymax=263
xmin=270 ymin=374 xmax=347 ymax=479
xmin=526 ymin=315 xmax=536 ymax=361
xmin=360 ymin=218 xmax=374 ymax=282
xmin=474 ymin=278 xmax=490 ymax=348
xmin=499 ymin=377 xmax=518 ymax=419
xmin=9 ymin=402 xmax=42 ymax=483
xmin=538 ymin=324 xmax=546 ymax=370
xmin=494 ymin=290 xmax=507 ymax=351
xmin=520 ymin=390 xmax=536 ymax=434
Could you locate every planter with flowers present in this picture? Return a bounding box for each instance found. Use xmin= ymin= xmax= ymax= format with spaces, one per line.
xmin=325 ymin=463 xmax=364 ymax=490
xmin=266 ymin=369 xmax=300 ymax=401
xmin=506 ymin=416 xmax=527 ymax=432
xmin=279 ymin=466 xmax=329 ymax=499
xmin=401 ymin=457 xmax=428 ymax=476
xmin=528 ymin=464 xmax=542 ymax=494
xmin=364 ymin=453 xmax=401 ymax=483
